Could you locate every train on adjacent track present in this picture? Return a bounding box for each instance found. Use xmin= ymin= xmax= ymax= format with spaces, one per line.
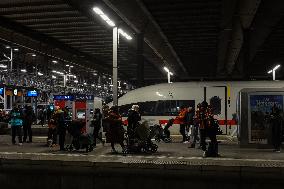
xmin=116 ymin=81 xmax=284 ymax=135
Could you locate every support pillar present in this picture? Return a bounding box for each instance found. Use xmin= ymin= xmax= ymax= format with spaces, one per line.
xmin=113 ymin=27 xmax=118 ymax=107
xmin=136 ymin=33 xmax=144 ymax=87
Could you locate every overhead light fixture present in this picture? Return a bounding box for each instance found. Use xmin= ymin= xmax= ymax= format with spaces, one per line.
xmin=267 ymin=64 xmax=281 ymax=80
xmin=93 ymin=73 xmax=98 ymax=76
xmin=163 ymin=66 xmax=173 ymax=83
xmin=93 ymin=7 xmax=116 ymax=27
xmin=84 ymin=82 xmax=87 ymax=85
xmin=14 ymin=48 xmax=19 ymax=51
xmin=70 ymin=65 xmax=74 ymax=68
xmin=163 ymin=67 xmax=169 ymax=72
xmin=0 ymin=64 xmax=7 ymax=68
xmin=52 ymin=60 xmax=58 ymax=64
xmin=118 ymin=28 xmax=133 ymax=40
xmin=74 ymin=80 xmax=79 ymax=83
xmin=52 ymin=70 xmax=64 ymax=75
xmin=38 ymin=72 xmax=43 ymax=76
xmin=66 ymin=64 xmax=69 ymax=67
xmin=5 ymin=46 xmax=10 ymax=49
xmin=21 ymin=69 xmax=27 ymax=73
xmin=97 ymin=85 xmax=102 ymax=88
xmin=32 ymin=54 xmax=36 ymax=57
xmin=91 ymin=84 xmax=95 ymax=87
xmin=52 ymin=75 xmax=57 ymax=79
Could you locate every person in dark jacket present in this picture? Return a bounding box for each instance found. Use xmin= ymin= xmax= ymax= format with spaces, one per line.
xmin=105 ymin=106 xmax=125 ymax=153
xmin=92 ymin=108 xmax=104 ymax=147
xmin=55 ymin=107 xmax=70 ymax=151
xmin=127 ymin=105 xmax=141 ymax=145
xmin=23 ymin=106 xmax=35 ymax=143
xmin=9 ymin=107 xmax=23 ymax=145
xmin=271 ymin=104 xmax=283 ymax=152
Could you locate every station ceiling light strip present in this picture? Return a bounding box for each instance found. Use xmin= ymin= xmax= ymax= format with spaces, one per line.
xmin=92 ymin=7 xmax=132 ymax=40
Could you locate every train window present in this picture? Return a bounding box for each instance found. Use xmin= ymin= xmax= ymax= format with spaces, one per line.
xmin=155 ymin=101 xmax=165 ymax=115
xmin=119 ymin=104 xmax=132 ymax=116
xmin=177 ymin=100 xmax=195 ymax=111
xmin=164 ymin=100 xmax=178 ymax=116
xmin=139 ymin=101 xmax=156 ymax=116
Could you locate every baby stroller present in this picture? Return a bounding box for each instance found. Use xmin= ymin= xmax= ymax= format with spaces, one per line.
xmin=150 ymin=118 xmax=174 ymax=143
xmin=126 ymin=121 xmax=158 ymax=153
xmin=65 ymin=120 xmax=94 ymax=152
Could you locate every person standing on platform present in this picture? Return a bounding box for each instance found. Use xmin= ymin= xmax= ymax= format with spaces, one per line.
xmin=271 ymin=104 xmax=283 ymax=152
xmin=196 ymin=101 xmax=219 ymax=157
xmin=127 ymin=105 xmax=141 ymax=146
xmin=105 ymin=106 xmax=126 ymax=153
xmin=9 ymin=106 xmax=23 ymax=145
xmin=55 ymin=107 xmax=68 ymax=151
xmin=23 ymin=106 xmax=35 ymax=143
xmin=177 ymin=106 xmax=188 ymax=143
xmin=92 ymin=108 xmax=104 ymax=147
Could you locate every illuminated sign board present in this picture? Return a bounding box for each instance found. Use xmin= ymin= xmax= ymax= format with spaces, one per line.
xmin=27 ymin=90 xmax=38 ymax=97
xmin=74 ymin=95 xmax=94 ymax=101
xmin=53 ymin=95 xmax=74 ymax=101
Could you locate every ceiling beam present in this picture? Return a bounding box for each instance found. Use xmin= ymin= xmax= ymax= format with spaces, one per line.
xmin=218 ymin=0 xmax=261 ymax=76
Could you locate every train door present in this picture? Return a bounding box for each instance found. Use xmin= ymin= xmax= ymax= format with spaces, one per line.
xmin=205 ymin=86 xmax=227 ymax=134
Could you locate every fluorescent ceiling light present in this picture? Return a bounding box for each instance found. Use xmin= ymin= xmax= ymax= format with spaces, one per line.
xmin=93 ymin=7 xmax=104 ymax=15
xmin=32 ymin=54 xmax=36 ymax=57
xmin=273 ymin=64 xmax=281 ymax=71
xmin=5 ymin=46 xmax=10 ymax=49
xmin=52 ymin=75 xmax=57 ymax=79
xmin=66 ymin=64 xmax=69 ymax=67
xmin=92 ymin=7 xmax=116 ymax=27
xmin=0 ymin=64 xmax=7 ymax=68
xmin=163 ymin=67 xmax=169 ymax=72
xmin=14 ymin=48 xmax=19 ymax=51
xmin=118 ymin=28 xmax=132 ymax=40
xmin=74 ymin=80 xmax=78 ymax=83
xmin=268 ymin=70 xmax=272 ymax=74
xmin=21 ymin=69 xmax=27 ymax=73
xmin=84 ymin=82 xmax=87 ymax=85
xmin=91 ymin=84 xmax=95 ymax=87
xmin=52 ymin=60 xmax=58 ymax=63
xmin=38 ymin=72 xmax=43 ymax=76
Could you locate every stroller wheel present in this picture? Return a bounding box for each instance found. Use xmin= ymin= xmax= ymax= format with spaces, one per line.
xmin=67 ymin=145 xmax=73 ymax=152
xmin=150 ymin=144 xmax=158 ymax=153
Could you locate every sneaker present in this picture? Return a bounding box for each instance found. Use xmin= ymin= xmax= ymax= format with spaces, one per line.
xmin=183 ymin=141 xmax=189 ymax=144
xmin=18 ymin=143 xmax=23 ymax=146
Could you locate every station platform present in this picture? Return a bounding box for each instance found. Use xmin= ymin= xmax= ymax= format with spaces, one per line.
xmin=1 ymin=135 xmax=284 ymax=189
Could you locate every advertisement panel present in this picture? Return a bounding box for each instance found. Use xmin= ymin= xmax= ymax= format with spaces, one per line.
xmin=249 ymin=95 xmax=283 ymax=144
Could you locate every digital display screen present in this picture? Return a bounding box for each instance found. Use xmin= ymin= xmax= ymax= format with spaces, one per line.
xmin=53 ymin=95 xmax=74 ymax=101
xmin=27 ymin=90 xmax=38 ymax=97
xmin=0 ymin=88 xmax=4 ymax=95
xmin=75 ymin=94 xmax=94 ymax=101
xmin=77 ymin=109 xmax=86 ymax=119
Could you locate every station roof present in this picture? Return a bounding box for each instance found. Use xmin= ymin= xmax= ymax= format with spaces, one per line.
xmin=0 ymin=0 xmax=284 ymax=85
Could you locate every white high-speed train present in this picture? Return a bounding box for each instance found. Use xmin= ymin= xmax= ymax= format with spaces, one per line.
xmin=116 ymin=81 xmax=284 ymax=135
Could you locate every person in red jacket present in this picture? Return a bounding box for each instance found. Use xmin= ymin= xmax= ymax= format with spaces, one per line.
xmin=177 ymin=106 xmax=188 ymax=143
